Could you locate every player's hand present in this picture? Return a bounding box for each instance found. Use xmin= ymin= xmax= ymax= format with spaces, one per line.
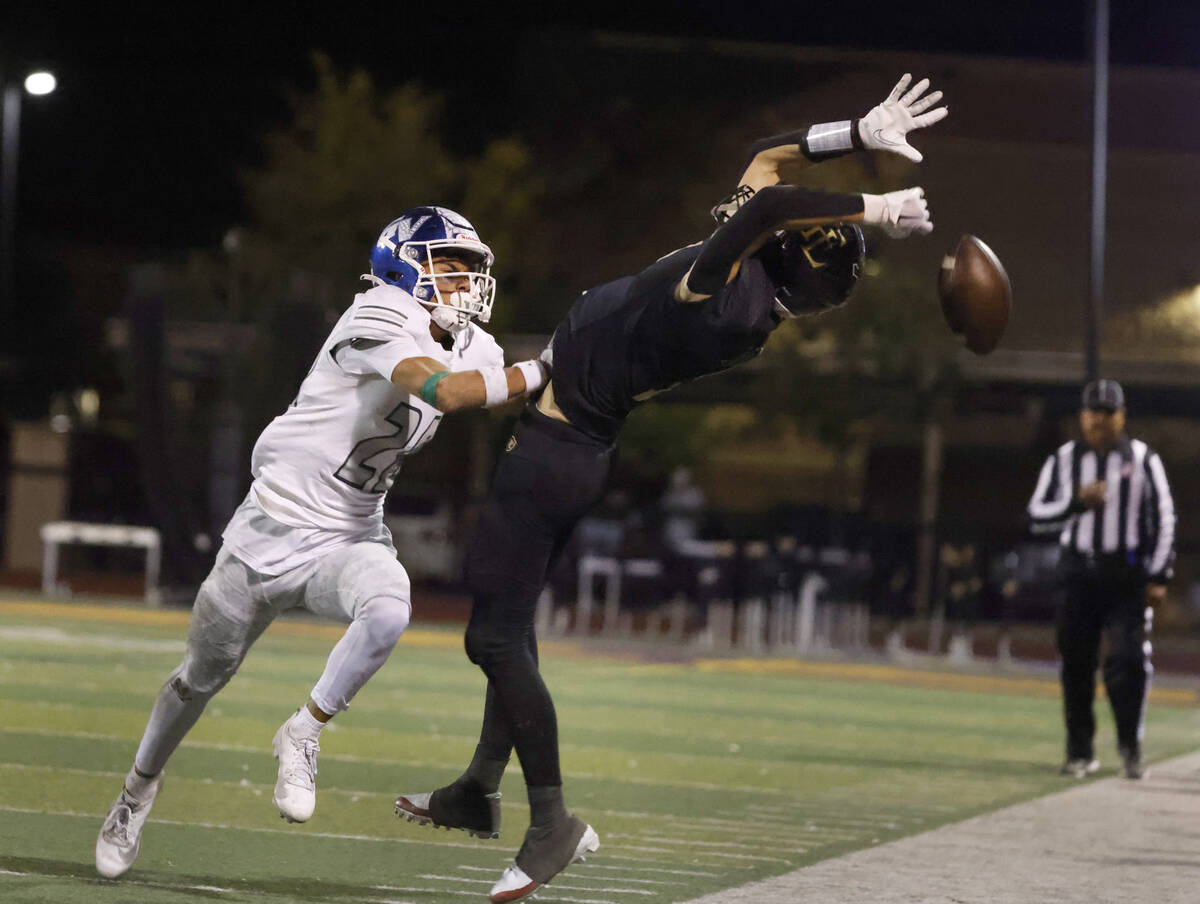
xmin=858 ymin=74 xmax=948 ymax=163
xmin=1076 ymin=480 xmax=1108 ymax=510
xmin=1145 ymin=583 xmax=1167 ymax=607
xmin=861 ymin=187 xmax=933 ymax=238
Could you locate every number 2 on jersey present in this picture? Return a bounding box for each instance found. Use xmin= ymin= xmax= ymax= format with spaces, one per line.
xmin=333 ymin=402 xmax=441 ymax=493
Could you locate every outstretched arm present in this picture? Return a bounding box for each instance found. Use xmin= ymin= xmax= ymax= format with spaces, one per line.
xmin=682 ymin=184 xmax=933 ymax=301
xmin=390 ymin=356 xmax=547 ymax=412
xmin=724 ymin=73 xmax=948 ymax=206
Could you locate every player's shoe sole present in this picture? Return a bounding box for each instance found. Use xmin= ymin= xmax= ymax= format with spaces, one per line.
xmin=490 ymin=817 xmax=599 ymax=904
xmin=395 ymin=786 xmax=501 ymax=839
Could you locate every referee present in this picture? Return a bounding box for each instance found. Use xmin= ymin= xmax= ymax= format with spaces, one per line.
xmin=1027 ymin=379 xmax=1176 ymax=779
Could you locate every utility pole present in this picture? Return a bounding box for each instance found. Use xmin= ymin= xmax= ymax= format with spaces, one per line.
xmin=1085 ymin=0 xmax=1109 ymax=382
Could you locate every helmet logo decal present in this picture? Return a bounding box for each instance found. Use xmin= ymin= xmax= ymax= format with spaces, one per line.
xmin=369 ymin=207 xmax=497 ymax=323
xmin=798 ymin=226 xmax=850 ymax=270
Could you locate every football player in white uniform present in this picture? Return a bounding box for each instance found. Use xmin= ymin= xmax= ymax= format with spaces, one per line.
xmin=96 ymin=207 xmax=550 ymax=879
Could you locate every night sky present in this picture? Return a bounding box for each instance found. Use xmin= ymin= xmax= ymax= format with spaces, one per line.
xmin=7 ymin=2 xmax=1200 ymax=251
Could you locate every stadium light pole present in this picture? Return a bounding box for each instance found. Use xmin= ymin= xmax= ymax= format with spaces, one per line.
xmin=1085 ymin=0 xmax=1109 ymax=383
xmin=1 ymin=68 xmax=56 ymax=321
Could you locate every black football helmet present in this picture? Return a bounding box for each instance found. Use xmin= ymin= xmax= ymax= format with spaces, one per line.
xmin=756 ymin=223 xmax=865 ymax=317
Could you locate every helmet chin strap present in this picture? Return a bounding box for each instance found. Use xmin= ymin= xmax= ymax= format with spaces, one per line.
xmin=429 ymin=296 xmax=472 ymax=334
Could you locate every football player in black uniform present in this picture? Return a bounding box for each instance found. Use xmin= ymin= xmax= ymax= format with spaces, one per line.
xmin=397 ymin=74 xmax=947 ymax=903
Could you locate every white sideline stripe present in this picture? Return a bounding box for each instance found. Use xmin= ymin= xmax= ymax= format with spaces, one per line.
xmin=0 ymin=626 xmax=187 ymax=653
xmin=416 ymin=874 xmax=659 ymax=896
xmin=455 ymin=865 xmax=687 ymax=885
xmin=0 ymin=805 xmax=505 ymax=851
xmin=0 ymin=868 xmax=233 ymax=894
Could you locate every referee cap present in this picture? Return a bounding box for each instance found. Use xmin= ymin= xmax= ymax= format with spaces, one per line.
xmin=1082 ymin=379 xmax=1125 ymax=412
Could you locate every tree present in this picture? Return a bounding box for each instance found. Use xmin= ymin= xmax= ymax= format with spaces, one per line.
xmin=237 ymin=53 xmax=538 ymax=329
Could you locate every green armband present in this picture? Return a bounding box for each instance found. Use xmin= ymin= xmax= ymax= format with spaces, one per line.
xmin=420 ymin=371 xmax=451 ymax=407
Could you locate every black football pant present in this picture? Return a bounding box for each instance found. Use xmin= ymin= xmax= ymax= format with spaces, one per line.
xmin=462 ymin=406 xmax=614 ymax=787
xmin=1055 ymin=564 xmax=1151 ymax=761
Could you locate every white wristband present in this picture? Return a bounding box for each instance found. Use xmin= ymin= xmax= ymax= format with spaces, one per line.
xmin=514 ymin=358 xmax=547 ymax=394
xmin=479 ymin=366 xmax=510 ymax=407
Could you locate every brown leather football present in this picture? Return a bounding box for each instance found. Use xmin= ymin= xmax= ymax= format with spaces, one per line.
xmin=938 ymin=235 xmax=1011 ymax=355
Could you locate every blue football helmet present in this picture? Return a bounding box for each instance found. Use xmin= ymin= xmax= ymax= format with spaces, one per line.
xmin=369 ymin=206 xmax=496 ymax=325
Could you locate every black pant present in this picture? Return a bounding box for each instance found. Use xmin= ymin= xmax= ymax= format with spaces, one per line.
xmin=1055 ymin=557 xmax=1151 ymax=760
xmin=462 ymin=406 xmax=615 ymax=786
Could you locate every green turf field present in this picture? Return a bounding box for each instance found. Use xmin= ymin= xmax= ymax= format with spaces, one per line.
xmin=2 ymin=599 xmax=1198 ymax=904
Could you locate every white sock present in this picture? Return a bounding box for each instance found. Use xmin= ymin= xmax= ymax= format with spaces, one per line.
xmin=288 ymin=706 xmax=326 ymax=740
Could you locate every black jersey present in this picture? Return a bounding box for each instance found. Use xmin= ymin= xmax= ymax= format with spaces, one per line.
xmin=549 ymin=244 xmax=780 ymax=443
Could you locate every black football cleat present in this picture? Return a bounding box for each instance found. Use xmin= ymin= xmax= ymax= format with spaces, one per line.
xmin=395 ymin=784 xmax=501 ymax=839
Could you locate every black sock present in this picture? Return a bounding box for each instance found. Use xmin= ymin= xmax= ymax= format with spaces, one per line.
xmin=527 ymin=783 xmax=567 ymax=827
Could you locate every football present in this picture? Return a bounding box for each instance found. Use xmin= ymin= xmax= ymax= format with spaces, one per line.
xmin=938 ymin=235 xmax=1012 ymax=355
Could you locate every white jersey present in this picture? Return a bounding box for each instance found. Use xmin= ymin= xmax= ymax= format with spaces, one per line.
xmin=222 ymin=283 xmax=504 ymax=574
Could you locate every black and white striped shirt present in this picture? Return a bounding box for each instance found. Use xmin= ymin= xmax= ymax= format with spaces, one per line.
xmin=1027 ymin=437 xmax=1176 ymax=582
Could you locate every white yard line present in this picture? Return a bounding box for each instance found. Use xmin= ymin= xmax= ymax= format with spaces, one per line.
xmin=415 ymin=874 xmax=658 ymax=896
xmin=0 ymin=724 xmax=804 ymax=795
xmin=0 ymin=805 xmax=499 ymax=851
xmin=455 ymin=864 xmax=688 ymax=885
xmin=0 ymin=625 xmax=188 ymax=652
xmin=680 ymin=749 xmax=1200 ymax=904
xmin=0 ymin=726 xmax=491 ymax=773
xmin=0 ymin=868 xmax=235 ymax=895
xmin=572 ymin=864 xmax=721 ymax=877
xmin=605 ymin=832 xmax=810 ymax=854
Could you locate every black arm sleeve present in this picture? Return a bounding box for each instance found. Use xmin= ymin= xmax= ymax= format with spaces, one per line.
xmin=688 ymin=185 xmax=865 ymax=296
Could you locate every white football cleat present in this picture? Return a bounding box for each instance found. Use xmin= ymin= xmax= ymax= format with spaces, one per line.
xmin=273 ymin=717 xmax=319 ymax=823
xmin=95 ymin=776 xmax=162 ymax=878
xmin=490 ymin=820 xmax=599 ymax=904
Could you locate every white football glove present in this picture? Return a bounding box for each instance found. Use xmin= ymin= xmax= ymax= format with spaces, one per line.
xmin=861 ymin=187 xmax=933 ymax=238
xmin=858 ymin=74 xmax=948 ymax=163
